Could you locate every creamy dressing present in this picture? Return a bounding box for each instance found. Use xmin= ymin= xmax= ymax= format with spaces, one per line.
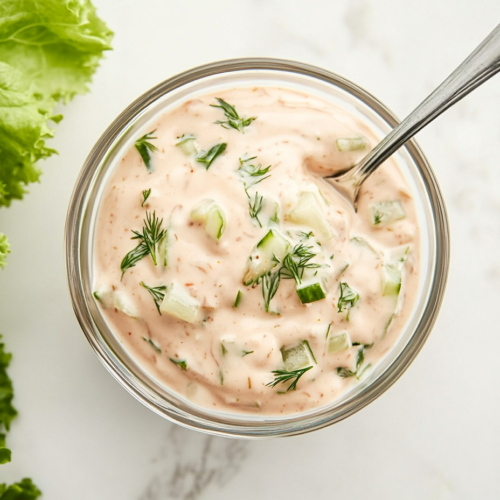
xmin=92 ymin=87 xmax=420 ymax=415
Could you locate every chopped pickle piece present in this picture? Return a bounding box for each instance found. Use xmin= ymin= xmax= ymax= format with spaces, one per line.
xmin=336 ymin=136 xmax=368 ymax=151
xmin=328 ymin=332 xmax=351 ymax=353
xmin=281 ymin=340 xmax=316 ymax=371
xmin=242 ymin=229 xmax=290 ymax=286
xmin=371 ymin=201 xmax=405 ymax=226
xmin=190 ymin=199 xmax=226 ymax=240
xmin=176 ymin=134 xmax=198 ymax=156
xmin=285 ymin=191 xmax=334 ymax=242
xmin=160 ymin=282 xmax=200 ymax=323
xmin=296 ymin=280 xmax=326 ymax=304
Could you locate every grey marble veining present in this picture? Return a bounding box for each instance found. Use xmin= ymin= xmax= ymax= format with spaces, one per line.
xmin=139 ymin=427 xmax=249 ymax=500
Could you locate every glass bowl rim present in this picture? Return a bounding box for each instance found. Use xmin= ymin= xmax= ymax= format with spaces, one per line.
xmin=65 ymin=57 xmax=450 ymax=438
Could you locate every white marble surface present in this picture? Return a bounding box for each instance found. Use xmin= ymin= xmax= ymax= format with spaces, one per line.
xmin=1 ymin=1 xmax=500 ymax=498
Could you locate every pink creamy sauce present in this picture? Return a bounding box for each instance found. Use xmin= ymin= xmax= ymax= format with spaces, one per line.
xmin=93 ymin=87 xmax=420 ymax=415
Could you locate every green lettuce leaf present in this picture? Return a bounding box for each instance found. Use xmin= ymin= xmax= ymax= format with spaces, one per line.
xmin=0 ymin=233 xmax=10 ymax=269
xmin=0 ymin=0 xmax=113 ymax=272
xmin=0 ymin=62 xmax=56 ymax=207
xmin=0 ymin=432 xmax=11 ymax=465
xmin=0 ymin=0 xmax=114 ymax=101
xmin=0 ymin=335 xmax=17 ymax=434
xmin=0 ymin=478 xmax=42 ymax=499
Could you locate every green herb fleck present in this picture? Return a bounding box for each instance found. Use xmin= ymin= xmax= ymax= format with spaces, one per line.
xmin=170 ymin=358 xmax=187 ymax=370
xmin=233 ymin=290 xmax=243 ymax=308
xmin=195 ymin=142 xmax=227 ymax=169
xmin=142 ymin=337 xmax=161 ymax=354
xmin=242 ymin=350 xmax=254 ymax=357
xmin=336 ymin=346 xmax=371 ymax=380
xmin=238 ymin=156 xmax=272 ymax=190
xmin=269 ymin=203 xmax=280 ymax=225
xmin=140 ymin=282 xmax=166 ymax=315
xmin=221 ymin=343 xmax=228 ymax=356
xmin=141 ymin=188 xmax=151 ymax=207
xmin=135 ymin=130 xmax=158 ymax=172
xmin=248 ymin=191 xmax=265 ymax=227
xmin=266 ymin=366 xmax=313 ymax=392
xmin=211 ymin=98 xmax=256 ymax=133
xmin=325 ymin=322 xmax=332 ymax=339
xmin=120 ymin=241 xmax=149 ymax=279
xmin=337 ymin=282 xmax=359 ymax=317
xmin=298 ymin=231 xmax=314 ymax=240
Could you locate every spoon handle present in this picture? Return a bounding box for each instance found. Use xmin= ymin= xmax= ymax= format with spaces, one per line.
xmin=334 ymin=23 xmax=500 ymax=205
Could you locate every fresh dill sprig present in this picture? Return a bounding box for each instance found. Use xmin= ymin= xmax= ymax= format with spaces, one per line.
xmin=269 ymin=203 xmax=280 ymax=225
xmin=141 ymin=188 xmax=151 ymax=207
xmin=120 ymin=211 xmax=166 ymax=278
xmin=135 ymin=130 xmax=158 ymax=172
xmin=280 ymin=244 xmax=321 ymax=285
xmin=211 ymin=97 xmax=256 ymax=133
xmin=248 ymin=191 xmax=264 ymax=227
xmin=261 ymin=268 xmax=282 ymax=313
xmin=298 ymin=231 xmax=314 ymax=241
xmin=266 ymin=366 xmax=313 ymax=392
xmin=132 ymin=211 xmax=166 ymax=266
xmin=170 ymin=358 xmax=187 ymax=370
xmin=260 ymin=244 xmax=320 ymax=312
xmin=337 ymin=282 xmax=359 ymax=316
xmin=120 ymin=241 xmax=149 ymax=279
xmin=140 ymin=281 xmax=167 ymax=315
xmin=195 ymin=142 xmax=227 ymax=169
xmin=238 ymin=156 xmax=272 ymax=190
xmin=142 ymin=337 xmax=161 ymax=353
xmin=337 ymin=346 xmax=371 ymax=380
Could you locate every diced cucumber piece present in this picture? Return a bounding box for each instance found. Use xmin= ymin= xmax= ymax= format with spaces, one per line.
xmin=113 ymin=291 xmax=138 ymax=318
xmin=158 ymin=231 xmax=169 ymax=267
xmin=372 ymin=201 xmax=405 ymax=226
xmin=242 ymin=229 xmax=290 ymax=286
xmin=285 ymin=191 xmax=334 ymax=242
xmin=350 ymin=236 xmax=379 ymax=256
xmin=190 ymin=199 xmax=226 ymax=240
xmin=382 ymin=246 xmax=409 ymax=296
xmin=382 ymin=264 xmax=402 ymax=296
xmin=176 ymin=134 xmax=198 ymax=156
xmin=93 ymin=284 xmax=114 ymax=308
xmin=336 ymin=136 xmax=368 ymax=152
xmin=296 ymin=280 xmax=326 ymax=304
xmin=328 ymin=332 xmax=351 ymax=353
xmin=160 ymin=282 xmax=200 ymax=323
xmin=281 ymin=340 xmax=316 ymax=371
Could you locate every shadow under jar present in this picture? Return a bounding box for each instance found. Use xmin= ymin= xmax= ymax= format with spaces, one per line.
xmin=65 ymin=58 xmax=449 ymax=438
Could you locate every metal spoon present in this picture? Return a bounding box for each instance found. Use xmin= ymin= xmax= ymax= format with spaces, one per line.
xmin=327 ymin=23 xmax=500 ymax=209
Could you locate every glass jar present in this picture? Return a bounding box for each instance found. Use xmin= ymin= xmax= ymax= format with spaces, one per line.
xmin=65 ymin=58 xmax=449 ymax=438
